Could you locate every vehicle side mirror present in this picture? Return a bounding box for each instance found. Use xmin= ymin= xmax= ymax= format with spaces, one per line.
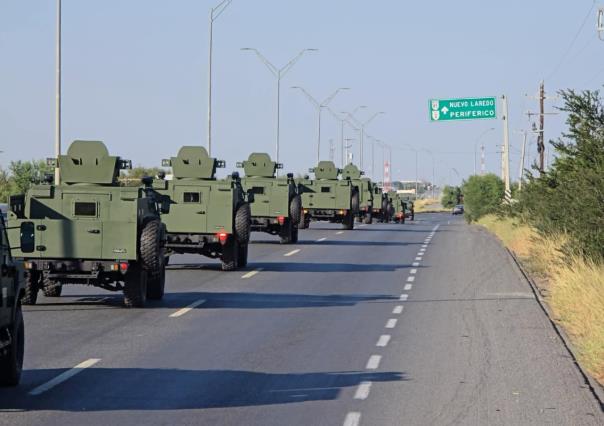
xmin=286 ymin=172 xmax=294 ymax=179
xmin=20 ymin=221 xmax=35 ymax=253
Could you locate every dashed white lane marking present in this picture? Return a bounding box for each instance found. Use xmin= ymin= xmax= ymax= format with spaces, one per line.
xmin=412 ymin=262 xmax=420 ymax=267
xmin=432 ymin=224 xmax=440 ymax=231
xmin=415 ymin=257 xmax=422 ymax=261
xmin=399 ymin=294 xmax=409 ymax=301
xmin=336 ymin=231 xmax=344 ymax=235
xmin=421 ymin=244 xmax=428 ymax=248
xmin=170 ymin=299 xmax=207 ymax=318
xmin=410 ymin=268 xmax=418 ymax=274
xmin=392 ymin=305 xmax=404 ymax=314
xmin=316 ymin=237 xmax=327 ymax=242
xmin=284 ymin=249 xmax=301 ymax=257
xmin=354 ymin=381 xmax=372 ymax=400
xmin=385 ymin=318 xmax=398 ymax=329
xmin=404 ymin=284 xmax=413 ymax=290
xmin=407 ymin=276 xmax=415 ymax=282
xmin=366 ymin=355 xmax=382 ymax=369
xmin=343 ymin=412 xmax=361 ymax=426
xmin=376 ymin=334 xmax=391 ymax=347
xmin=29 ymin=358 xmax=101 ymax=396
xmin=241 ymin=268 xmax=263 ymax=279
xmin=419 ymin=248 xmax=425 ymax=253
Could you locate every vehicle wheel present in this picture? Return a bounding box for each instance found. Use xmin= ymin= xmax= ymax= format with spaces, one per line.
xmin=381 ymin=198 xmax=388 ymax=214
xmin=221 ymin=236 xmax=238 ymax=271
xmin=401 ymin=213 xmax=406 ymax=224
xmin=386 ymin=203 xmax=394 ymax=222
xmin=363 ymin=212 xmax=373 ymax=224
xmin=343 ymin=211 xmax=354 ymax=230
xmin=234 ymin=203 xmax=251 ymax=243
xmin=140 ymin=219 xmax=163 ymax=273
xmin=146 ymin=260 xmax=165 ymax=300
xmin=279 ymin=219 xmax=294 ymax=244
xmin=0 ymin=306 xmax=24 ymax=387
xmin=237 ymin=242 xmax=248 ymax=268
xmin=351 ymin=190 xmax=360 ymax=214
xmin=42 ymin=275 xmax=62 ymax=298
xmin=289 ymin=195 xmax=302 ymax=225
xmin=21 ymin=270 xmax=40 ymax=305
xmin=291 ymin=226 xmax=299 ymax=243
xmin=123 ymin=265 xmax=148 ymax=308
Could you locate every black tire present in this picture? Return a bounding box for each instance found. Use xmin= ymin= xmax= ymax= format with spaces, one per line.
xmin=381 ymin=198 xmax=388 ymax=214
xmin=237 ymin=242 xmax=248 ymax=268
xmin=279 ymin=219 xmax=295 ymax=244
xmin=221 ymin=236 xmax=238 ymax=271
xmin=234 ymin=203 xmax=251 ymax=243
xmin=0 ymin=306 xmax=24 ymax=387
xmin=343 ymin=211 xmax=354 ymax=230
xmin=291 ymin=226 xmax=299 ymax=243
xmin=297 ymin=210 xmax=309 ymax=229
xmin=140 ymin=220 xmax=163 ymax=273
xmin=42 ymin=275 xmax=62 ymax=298
xmin=386 ymin=203 xmax=394 ymax=222
xmin=289 ymin=195 xmax=302 ymax=225
xmin=363 ymin=212 xmax=373 ymax=224
xmin=411 ymin=213 xmax=415 ymax=221
xmin=351 ymin=190 xmax=360 ymax=213
xmin=147 ymin=260 xmax=165 ymax=300
xmin=123 ymin=265 xmax=148 ymax=308
xmin=21 ymin=270 xmax=39 ymax=305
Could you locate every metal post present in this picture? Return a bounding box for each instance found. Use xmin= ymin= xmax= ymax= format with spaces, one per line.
xmin=538 ymin=81 xmax=545 ymax=172
xmin=519 ymin=130 xmax=527 ymax=190
xmin=207 ymin=11 xmax=213 ymax=155
xmin=55 ymin=0 xmax=62 ymax=184
xmin=276 ymin=76 xmax=281 ymax=164
xmin=415 ymin=150 xmax=418 ymax=200
xmin=480 ymin=144 xmax=485 ymax=175
xmin=502 ymin=95 xmax=511 ymax=200
xmin=317 ymin=106 xmax=322 ymax=162
xmin=340 ymin=118 xmax=344 ymax=168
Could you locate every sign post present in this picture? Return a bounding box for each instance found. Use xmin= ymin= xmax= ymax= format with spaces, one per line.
xmin=429 ymin=97 xmax=497 ymax=122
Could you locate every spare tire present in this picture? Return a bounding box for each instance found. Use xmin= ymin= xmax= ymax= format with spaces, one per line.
xmin=289 ymin=195 xmax=302 ymax=225
xmin=234 ymin=203 xmax=251 ymax=243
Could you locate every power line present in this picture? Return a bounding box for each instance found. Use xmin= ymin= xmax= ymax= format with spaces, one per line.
xmin=545 ymin=0 xmax=596 ymax=82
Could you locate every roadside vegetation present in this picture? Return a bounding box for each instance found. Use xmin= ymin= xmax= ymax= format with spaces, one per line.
xmin=464 ymin=89 xmax=604 ymax=386
xmin=414 ymin=198 xmax=449 ymax=213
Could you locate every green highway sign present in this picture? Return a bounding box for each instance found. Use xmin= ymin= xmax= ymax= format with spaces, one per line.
xmin=429 ymin=97 xmax=497 ymax=122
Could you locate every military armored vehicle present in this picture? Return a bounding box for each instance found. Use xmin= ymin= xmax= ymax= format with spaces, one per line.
xmin=156 ymin=147 xmax=251 ymax=271
xmin=298 ymin=161 xmax=358 ymax=230
xmin=341 ymin=164 xmax=374 ymax=224
xmin=237 ymin=153 xmax=301 ymax=244
xmin=8 ymin=140 xmax=167 ymax=308
xmin=0 ymin=216 xmax=31 ymax=386
xmin=388 ymin=191 xmax=406 ymax=224
xmin=370 ymin=185 xmax=388 ymax=223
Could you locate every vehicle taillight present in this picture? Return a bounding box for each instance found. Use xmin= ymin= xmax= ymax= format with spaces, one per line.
xmin=277 ymin=216 xmax=285 ymax=225
xmin=218 ymin=232 xmax=228 ymax=245
xmin=120 ymin=262 xmax=129 ymax=273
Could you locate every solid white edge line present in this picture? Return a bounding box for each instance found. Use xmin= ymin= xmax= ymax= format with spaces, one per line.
xmin=366 ymin=355 xmax=382 ymax=369
xmin=354 ymin=381 xmax=372 ymax=400
xmin=385 ymin=318 xmax=398 ymax=329
xmin=241 ymin=268 xmax=263 ymax=279
xmin=343 ymin=412 xmax=361 ymax=426
xmin=284 ymin=249 xmax=301 ymax=257
xmin=29 ymin=358 xmax=101 ymax=396
xmin=170 ymin=299 xmax=207 ymax=318
xmin=392 ymin=305 xmax=404 ymax=314
xmin=376 ymin=334 xmax=391 ymax=347
xmin=404 ymin=284 xmax=412 ymax=290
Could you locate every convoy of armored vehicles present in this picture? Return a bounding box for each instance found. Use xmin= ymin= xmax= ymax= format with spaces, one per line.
xmin=1 ymin=139 xmax=420 ymax=386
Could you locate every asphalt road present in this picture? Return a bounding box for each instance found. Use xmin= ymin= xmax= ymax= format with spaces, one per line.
xmin=0 ymin=213 xmax=601 ymax=426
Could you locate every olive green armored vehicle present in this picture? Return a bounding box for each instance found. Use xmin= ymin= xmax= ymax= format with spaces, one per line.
xmin=371 ymin=185 xmax=388 ymax=223
xmin=156 ymin=147 xmax=251 ymax=271
xmin=8 ymin=140 xmax=167 ymax=308
xmin=341 ymin=164 xmax=374 ymax=224
xmin=298 ymin=161 xmax=358 ymax=230
xmin=0 ymin=215 xmax=31 ymax=386
xmin=388 ymin=191 xmax=406 ymax=224
xmin=237 ymin=153 xmax=301 ymax=244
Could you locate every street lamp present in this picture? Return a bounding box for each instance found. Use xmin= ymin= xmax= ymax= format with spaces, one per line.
xmin=55 ymin=0 xmax=62 ymax=184
xmin=241 ymin=47 xmax=318 ymax=165
xmin=291 ymin=86 xmax=350 ymax=162
xmin=473 ymin=127 xmax=495 ymax=175
xmin=344 ymin=138 xmax=356 ymax=165
xmin=207 ymin=0 xmax=232 ymax=156
xmin=344 ymin=109 xmax=385 ymax=170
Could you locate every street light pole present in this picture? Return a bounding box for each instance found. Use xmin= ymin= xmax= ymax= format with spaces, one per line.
xmin=207 ymin=0 xmax=232 ymax=156
xmin=421 ymin=149 xmax=435 ymax=199
xmin=291 ymin=87 xmax=350 ymax=163
xmin=241 ymin=48 xmax=317 ymax=164
xmin=55 ymin=0 xmax=61 ymax=184
xmin=344 ymin=109 xmax=385 ymax=170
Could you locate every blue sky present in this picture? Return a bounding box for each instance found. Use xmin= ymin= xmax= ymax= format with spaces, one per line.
xmin=1 ymin=1 xmax=602 ymax=186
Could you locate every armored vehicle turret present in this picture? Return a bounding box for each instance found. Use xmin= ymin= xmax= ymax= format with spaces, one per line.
xmin=342 ymin=164 xmax=374 ymax=224
xmin=8 ymin=140 xmax=167 ymax=308
xmin=156 ymin=146 xmax=251 ymax=270
xmin=298 ymin=161 xmax=358 ymax=230
xmin=237 ymin=153 xmax=301 ymax=244
xmin=0 ymin=215 xmax=31 ymax=386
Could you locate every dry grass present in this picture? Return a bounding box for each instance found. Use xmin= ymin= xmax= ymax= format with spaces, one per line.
xmin=414 ymin=198 xmax=449 ymax=213
xmin=478 ymin=214 xmax=604 ymax=385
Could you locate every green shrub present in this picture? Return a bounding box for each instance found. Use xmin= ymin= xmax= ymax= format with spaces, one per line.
xmin=461 ymin=174 xmax=504 ymax=222
xmin=441 ymin=185 xmax=461 ymax=208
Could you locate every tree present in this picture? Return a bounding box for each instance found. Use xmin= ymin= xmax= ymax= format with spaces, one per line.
xmin=9 ymin=160 xmax=52 ymax=195
xmin=441 ymin=185 xmax=461 ymax=208
xmin=461 ymin=174 xmax=504 ymax=222
xmin=120 ymin=166 xmax=162 ymax=186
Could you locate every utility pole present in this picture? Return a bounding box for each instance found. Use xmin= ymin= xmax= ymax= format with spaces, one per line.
xmin=502 ymin=95 xmax=511 ymax=201
xmin=480 ymin=144 xmax=485 ymax=175
xmin=54 ymin=0 xmax=62 ymax=184
xmin=518 ymin=130 xmax=528 ymax=190
xmin=538 ymin=81 xmax=545 ymax=172
xmin=329 ymin=138 xmax=335 ymax=162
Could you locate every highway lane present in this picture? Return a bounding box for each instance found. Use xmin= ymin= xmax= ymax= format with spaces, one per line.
xmin=0 ymin=214 xmax=602 ymax=425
